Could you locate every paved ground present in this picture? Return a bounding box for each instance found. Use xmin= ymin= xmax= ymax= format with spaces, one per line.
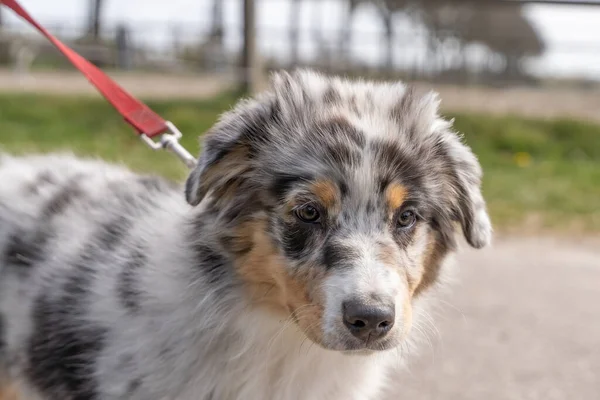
xmin=394 ymin=236 xmax=600 ymax=400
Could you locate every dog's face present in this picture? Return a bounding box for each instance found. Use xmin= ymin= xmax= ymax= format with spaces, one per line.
xmin=185 ymin=71 xmax=491 ymax=352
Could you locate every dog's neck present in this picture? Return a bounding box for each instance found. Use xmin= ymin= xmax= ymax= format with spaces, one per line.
xmin=175 ymin=303 xmax=396 ymax=400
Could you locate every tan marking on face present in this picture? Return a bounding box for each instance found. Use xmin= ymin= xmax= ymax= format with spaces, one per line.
xmin=232 ymin=218 xmax=325 ymax=344
xmin=309 ymin=179 xmax=339 ymax=209
xmin=407 ymin=261 xmax=425 ymax=297
xmin=385 ymin=182 xmax=408 ymax=211
xmin=404 ymin=228 xmax=431 ymax=296
xmin=0 ymin=383 xmax=20 ymax=400
xmin=413 ymin=231 xmax=447 ymax=297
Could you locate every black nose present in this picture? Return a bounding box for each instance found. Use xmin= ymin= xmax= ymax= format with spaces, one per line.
xmin=342 ymin=300 xmax=395 ymax=341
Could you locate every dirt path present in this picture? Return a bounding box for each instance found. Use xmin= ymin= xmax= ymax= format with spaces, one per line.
xmin=430 ymin=83 xmax=600 ymax=123
xmin=0 ymin=69 xmax=236 ymax=100
xmin=2 ymin=69 xmax=600 ymax=123
xmin=393 ymin=236 xmax=600 ymax=400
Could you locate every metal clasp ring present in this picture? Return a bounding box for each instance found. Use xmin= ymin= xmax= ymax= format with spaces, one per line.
xmin=140 ymin=121 xmax=197 ymax=169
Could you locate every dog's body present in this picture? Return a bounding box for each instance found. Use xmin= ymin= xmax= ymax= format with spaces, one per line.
xmin=0 ymin=71 xmax=491 ymax=400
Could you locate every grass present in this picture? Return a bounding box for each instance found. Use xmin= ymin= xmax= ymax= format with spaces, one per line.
xmin=1 ymin=92 xmax=599 ymax=233
xmin=452 ymin=114 xmax=600 ymax=233
xmin=0 ymin=92 xmax=238 ymax=180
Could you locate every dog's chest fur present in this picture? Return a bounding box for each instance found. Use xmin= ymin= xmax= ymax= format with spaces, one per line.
xmin=176 ymin=310 xmax=396 ymax=400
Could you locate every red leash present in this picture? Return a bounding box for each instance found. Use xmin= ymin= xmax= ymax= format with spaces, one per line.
xmin=0 ymin=0 xmax=197 ymax=168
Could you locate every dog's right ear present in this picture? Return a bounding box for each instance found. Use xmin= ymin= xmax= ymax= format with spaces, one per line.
xmin=185 ymin=97 xmax=276 ymax=206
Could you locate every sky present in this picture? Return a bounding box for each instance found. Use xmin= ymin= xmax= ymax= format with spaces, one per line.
xmin=3 ymin=0 xmax=600 ymax=79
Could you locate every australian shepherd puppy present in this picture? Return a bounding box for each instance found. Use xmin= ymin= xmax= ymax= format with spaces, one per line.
xmin=0 ymin=70 xmax=491 ymax=400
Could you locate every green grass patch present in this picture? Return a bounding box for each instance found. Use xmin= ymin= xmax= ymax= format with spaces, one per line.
xmin=1 ymin=93 xmax=599 ymax=233
xmin=451 ymin=114 xmax=600 ymax=232
xmin=0 ymin=92 xmax=239 ymax=180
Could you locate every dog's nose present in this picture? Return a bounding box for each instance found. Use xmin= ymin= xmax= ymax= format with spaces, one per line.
xmin=342 ymin=300 xmax=395 ymax=341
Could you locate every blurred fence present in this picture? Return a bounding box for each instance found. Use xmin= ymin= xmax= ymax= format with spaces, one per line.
xmin=1 ymin=0 xmax=600 ymax=89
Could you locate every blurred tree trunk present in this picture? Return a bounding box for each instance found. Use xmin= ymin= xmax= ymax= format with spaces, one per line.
xmin=241 ymin=0 xmax=257 ymax=93
xmin=115 ymin=24 xmax=132 ymax=70
xmin=209 ymin=0 xmax=224 ymax=42
xmin=289 ymin=0 xmax=301 ymax=66
xmin=426 ymin=22 xmax=440 ymax=79
xmin=382 ymin=12 xmax=393 ymax=70
xmin=338 ymin=0 xmax=357 ymax=63
xmin=203 ymin=0 xmax=225 ymax=71
xmin=87 ymin=0 xmax=105 ymax=41
xmin=505 ymin=53 xmax=520 ymax=80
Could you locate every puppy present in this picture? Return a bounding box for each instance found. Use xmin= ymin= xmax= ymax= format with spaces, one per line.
xmin=0 ymin=70 xmax=491 ymax=400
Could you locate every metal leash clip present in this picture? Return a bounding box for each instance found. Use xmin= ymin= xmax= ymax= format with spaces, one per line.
xmin=140 ymin=121 xmax=197 ymax=169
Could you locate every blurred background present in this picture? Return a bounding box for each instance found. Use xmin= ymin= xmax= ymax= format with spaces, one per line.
xmin=0 ymin=1 xmax=599 ymax=399
xmin=3 ymin=0 xmax=600 ymax=86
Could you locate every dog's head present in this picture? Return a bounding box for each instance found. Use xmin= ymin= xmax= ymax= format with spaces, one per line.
xmin=185 ymin=70 xmax=491 ymax=352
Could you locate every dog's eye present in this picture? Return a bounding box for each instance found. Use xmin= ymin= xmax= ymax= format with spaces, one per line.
xmin=397 ymin=210 xmax=416 ymax=229
xmin=295 ymin=204 xmax=321 ymax=223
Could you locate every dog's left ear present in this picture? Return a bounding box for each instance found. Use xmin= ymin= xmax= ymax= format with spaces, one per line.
xmin=407 ymin=89 xmax=491 ymax=248
xmin=185 ymin=97 xmax=275 ymax=206
xmin=438 ymin=128 xmax=493 ymax=249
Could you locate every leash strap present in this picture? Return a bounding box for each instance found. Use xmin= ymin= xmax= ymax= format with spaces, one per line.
xmin=1 ymin=0 xmax=197 ymax=168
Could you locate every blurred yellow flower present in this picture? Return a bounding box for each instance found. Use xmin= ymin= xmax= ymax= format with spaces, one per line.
xmin=513 ymin=152 xmax=532 ymax=168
